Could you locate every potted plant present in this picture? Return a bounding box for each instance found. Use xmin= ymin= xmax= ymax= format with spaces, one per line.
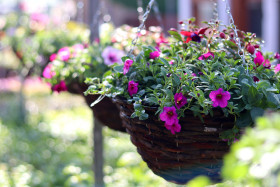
xmin=85 ymin=19 xmax=280 ymax=184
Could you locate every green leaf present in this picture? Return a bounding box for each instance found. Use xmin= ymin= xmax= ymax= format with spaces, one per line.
xmin=250 ymin=107 xmax=264 ymax=122
xmin=145 ymin=97 xmax=158 ymax=105
xmin=113 ymin=65 xmax=124 ymax=73
xmin=172 ymin=74 xmax=181 ymax=87
xmin=248 ymin=86 xmax=263 ymax=105
xmin=168 ymin=30 xmax=182 ymax=41
xmin=236 ymin=111 xmax=253 ymax=128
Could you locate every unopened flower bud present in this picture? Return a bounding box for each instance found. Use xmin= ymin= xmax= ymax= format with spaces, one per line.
xmin=220 ymin=32 xmax=226 ymax=39
xmin=246 ymin=44 xmax=255 ymax=55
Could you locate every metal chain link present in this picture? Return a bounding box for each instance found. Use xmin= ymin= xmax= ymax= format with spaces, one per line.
xmin=128 ymin=0 xmax=156 ymax=56
xmin=223 ymin=0 xmax=248 ymax=74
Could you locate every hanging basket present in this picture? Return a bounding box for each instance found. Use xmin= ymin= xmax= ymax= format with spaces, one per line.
xmin=113 ymin=97 xmax=235 ymax=184
xmin=67 ymin=82 xmax=126 ymax=132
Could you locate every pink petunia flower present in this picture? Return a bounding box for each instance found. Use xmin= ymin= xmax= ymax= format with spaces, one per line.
xmin=174 ymin=93 xmax=187 ymax=109
xmin=254 ymin=51 xmax=265 ymax=66
xmin=159 ymin=106 xmax=178 ymax=126
xmin=102 ymin=46 xmax=125 ymax=66
xmin=274 ymin=53 xmax=280 ymax=60
xmin=72 ymin=44 xmax=84 ymax=57
xmin=198 ymin=52 xmax=214 ymax=60
xmin=52 ymin=80 xmax=67 ymax=93
xmin=165 ymin=118 xmax=181 ymax=134
xmin=49 ymin=53 xmax=57 ymax=62
xmin=169 ymin=60 xmax=174 ymax=65
xmin=42 ymin=64 xmax=55 ymax=79
xmin=263 ymin=59 xmax=271 ymax=69
xmin=149 ymin=51 xmax=160 ymax=59
xmin=123 ymin=59 xmax=133 ymax=75
xmin=209 ymin=88 xmax=231 ymax=108
xmin=57 ymin=47 xmax=71 ymax=61
xmin=128 ymin=80 xmax=138 ymax=96
xmin=274 ymin=64 xmax=280 ymax=74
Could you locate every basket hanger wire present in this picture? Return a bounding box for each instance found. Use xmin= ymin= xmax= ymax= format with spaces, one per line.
xmin=222 ymin=0 xmax=249 ymax=74
xmin=128 ymin=0 xmax=156 ymax=57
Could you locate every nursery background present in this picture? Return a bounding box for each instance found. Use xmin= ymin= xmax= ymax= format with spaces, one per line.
xmin=0 ymin=0 xmax=280 ymax=186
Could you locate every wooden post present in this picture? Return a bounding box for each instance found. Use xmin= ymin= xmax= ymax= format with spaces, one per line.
xmin=88 ymin=0 xmax=104 ymax=186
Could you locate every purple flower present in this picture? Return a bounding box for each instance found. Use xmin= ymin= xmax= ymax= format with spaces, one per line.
xmin=274 ymin=53 xmax=280 ymax=59
xmin=52 ymin=80 xmax=67 ymax=93
xmin=123 ymin=59 xmax=133 ymax=75
xmin=174 ymin=93 xmax=187 ymax=109
xmin=57 ymin=47 xmax=71 ymax=62
xmin=159 ymin=106 xmax=178 ymax=126
xmin=149 ymin=51 xmax=160 ymax=59
xmin=49 ymin=53 xmax=57 ymax=62
xmin=191 ymin=33 xmax=201 ymax=43
xmin=165 ymin=118 xmax=181 ymax=134
xmin=274 ymin=64 xmax=280 ymax=74
xmin=209 ymin=88 xmax=231 ymax=108
xmin=128 ymin=80 xmax=138 ymax=96
xmin=102 ymin=46 xmax=125 ymax=66
xmin=42 ymin=64 xmax=55 ymax=79
xmin=254 ymin=51 xmax=264 ymax=66
xmin=198 ymin=52 xmax=215 ymax=60
xmin=198 ymin=72 xmax=204 ymax=76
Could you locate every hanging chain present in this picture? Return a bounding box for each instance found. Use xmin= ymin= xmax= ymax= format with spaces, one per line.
xmin=152 ymin=1 xmax=165 ymax=33
xmin=223 ymin=0 xmax=248 ymax=74
xmin=128 ymin=0 xmax=156 ymax=56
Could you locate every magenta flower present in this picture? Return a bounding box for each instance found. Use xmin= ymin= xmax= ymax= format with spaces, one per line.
xmin=102 ymin=46 xmax=125 ymax=66
xmin=165 ymin=118 xmax=181 ymax=134
xmin=128 ymin=80 xmax=138 ymax=96
xmin=198 ymin=52 xmax=214 ymax=60
xmin=246 ymin=44 xmax=255 ymax=55
xmin=209 ymin=88 xmax=231 ymax=108
xmin=149 ymin=51 xmax=160 ymax=59
xmin=174 ymin=93 xmax=187 ymax=109
xmin=42 ymin=64 xmax=55 ymax=79
xmin=49 ymin=53 xmax=57 ymax=62
xmin=263 ymin=59 xmax=271 ymax=69
xmin=169 ymin=60 xmax=174 ymax=65
xmin=274 ymin=64 xmax=280 ymax=74
xmin=274 ymin=53 xmax=280 ymax=59
xmin=57 ymin=47 xmax=71 ymax=61
xmin=253 ymin=76 xmax=260 ymax=82
xmin=123 ymin=59 xmax=133 ymax=75
xmin=254 ymin=51 xmax=265 ymax=66
xmin=159 ymin=106 xmax=178 ymax=126
xmin=30 ymin=13 xmax=49 ymax=25
xmin=51 ymin=80 xmax=67 ymax=93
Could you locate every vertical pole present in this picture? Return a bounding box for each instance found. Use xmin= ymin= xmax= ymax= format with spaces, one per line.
xmin=262 ymin=0 xmax=279 ymax=52
xmin=177 ymin=0 xmax=192 ymax=22
xmin=217 ymin=0 xmax=231 ymax=26
xmin=88 ymin=0 xmax=104 ymax=186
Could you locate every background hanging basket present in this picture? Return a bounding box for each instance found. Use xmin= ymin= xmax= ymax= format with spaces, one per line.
xmin=67 ymin=82 xmax=125 ymax=132
xmin=113 ymin=97 xmax=235 ymax=184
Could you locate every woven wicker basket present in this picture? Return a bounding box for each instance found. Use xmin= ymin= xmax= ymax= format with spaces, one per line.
xmin=113 ymin=97 xmax=235 ymax=184
xmin=67 ymin=82 xmax=125 ymax=132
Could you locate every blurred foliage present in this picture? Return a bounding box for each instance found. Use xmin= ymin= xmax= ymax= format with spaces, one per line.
xmin=0 ymin=90 xmax=180 ymax=186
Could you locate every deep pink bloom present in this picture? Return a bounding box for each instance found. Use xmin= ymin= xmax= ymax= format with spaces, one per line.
xmin=52 ymin=80 xmax=67 ymax=93
xmin=49 ymin=53 xmax=57 ymax=62
xmin=174 ymin=93 xmax=187 ymax=109
xmin=102 ymin=46 xmax=125 ymax=65
xmin=165 ymin=118 xmax=181 ymax=134
xmin=246 ymin=44 xmax=255 ymax=55
xmin=274 ymin=64 xmax=280 ymax=74
xmin=159 ymin=106 xmax=178 ymax=126
xmin=123 ymin=59 xmax=133 ymax=75
xmin=209 ymin=88 xmax=231 ymax=108
xmin=128 ymin=80 xmax=138 ymax=96
xmin=42 ymin=64 xmax=55 ymax=79
xmin=72 ymin=44 xmax=84 ymax=57
xmin=274 ymin=53 xmax=280 ymax=59
xmin=253 ymin=76 xmax=260 ymax=82
xmin=149 ymin=51 xmax=160 ymax=59
xmin=254 ymin=51 xmax=265 ymax=66
xmin=263 ymin=59 xmax=271 ymax=69
xmin=169 ymin=60 xmax=174 ymax=65
xmin=198 ymin=52 xmax=215 ymax=60
xmin=30 ymin=13 xmax=49 ymax=25
xmin=58 ymin=47 xmax=71 ymax=61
